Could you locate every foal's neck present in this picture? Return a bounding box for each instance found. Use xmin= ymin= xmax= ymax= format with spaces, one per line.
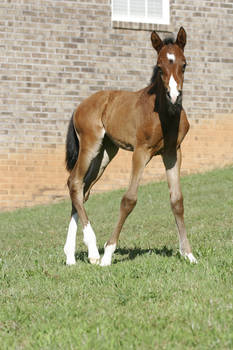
xmin=147 ymin=71 xmax=182 ymax=151
xmin=148 ymin=70 xmax=182 ymax=118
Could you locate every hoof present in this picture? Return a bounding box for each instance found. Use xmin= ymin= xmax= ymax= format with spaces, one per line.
xmin=100 ymin=242 xmax=116 ymax=267
xmin=64 ymin=246 xmax=76 ymax=265
xmin=66 ymin=257 xmax=76 ymax=265
xmin=89 ymin=257 xmax=100 ymax=265
xmin=180 ymin=251 xmax=198 ymax=264
xmin=100 ymin=257 xmax=111 ymax=267
xmin=186 ymin=253 xmax=198 ymax=264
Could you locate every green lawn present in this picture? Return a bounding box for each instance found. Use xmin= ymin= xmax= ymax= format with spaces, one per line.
xmin=0 ymin=167 xmax=232 ymax=349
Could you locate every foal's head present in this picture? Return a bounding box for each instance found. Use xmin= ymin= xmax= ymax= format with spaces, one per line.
xmin=151 ymin=27 xmax=187 ymax=105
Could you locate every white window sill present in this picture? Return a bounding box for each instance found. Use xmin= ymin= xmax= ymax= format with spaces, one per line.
xmin=112 ymin=20 xmax=174 ymax=33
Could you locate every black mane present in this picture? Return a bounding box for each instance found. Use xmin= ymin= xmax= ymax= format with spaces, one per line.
xmin=150 ymin=65 xmax=159 ymax=85
xmin=163 ymin=37 xmax=175 ymax=46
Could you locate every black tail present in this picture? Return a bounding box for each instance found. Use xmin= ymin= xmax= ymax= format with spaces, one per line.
xmin=65 ymin=113 xmax=79 ymax=172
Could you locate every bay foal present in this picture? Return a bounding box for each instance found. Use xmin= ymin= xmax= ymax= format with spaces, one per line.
xmin=64 ymin=27 xmax=197 ymax=266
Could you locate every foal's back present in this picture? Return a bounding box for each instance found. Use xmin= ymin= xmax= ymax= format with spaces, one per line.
xmin=74 ymin=87 xmax=161 ymax=153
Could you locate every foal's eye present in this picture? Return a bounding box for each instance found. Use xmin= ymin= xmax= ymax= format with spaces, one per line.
xmin=182 ymin=63 xmax=187 ymax=72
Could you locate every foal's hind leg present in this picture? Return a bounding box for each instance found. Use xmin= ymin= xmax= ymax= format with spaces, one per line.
xmin=67 ymin=134 xmax=118 ymax=265
xmin=64 ymin=204 xmax=78 ymax=265
xmin=162 ymin=148 xmax=197 ymax=263
xmin=83 ymin=136 xmax=119 ymax=201
xmin=101 ymin=147 xmax=150 ymax=266
xmin=67 ymin=132 xmax=104 ymax=264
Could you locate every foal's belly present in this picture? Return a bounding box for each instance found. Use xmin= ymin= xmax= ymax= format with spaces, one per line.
xmin=102 ymin=95 xmax=139 ymax=151
xmin=102 ymin=89 xmax=165 ymax=154
xmin=106 ymin=133 xmax=135 ymax=151
xmin=104 ymin=114 xmax=164 ymax=155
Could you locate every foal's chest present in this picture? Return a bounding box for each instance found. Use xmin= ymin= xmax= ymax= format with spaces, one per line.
xmin=137 ymin=109 xmax=190 ymax=156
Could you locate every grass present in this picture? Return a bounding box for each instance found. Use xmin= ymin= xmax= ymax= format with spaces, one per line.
xmin=0 ymin=167 xmax=232 ymax=349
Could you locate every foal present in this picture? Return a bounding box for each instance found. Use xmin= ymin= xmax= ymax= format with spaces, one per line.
xmin=64 ymin=27 xmax=197 ymax=266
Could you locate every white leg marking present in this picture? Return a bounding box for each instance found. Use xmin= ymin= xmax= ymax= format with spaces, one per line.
xmin=102 ymin=149 xmax=110 ymax=168
xmin=64 ymin=213 xmax=78 ymax=265
xmin=95 ymin=149 xmax=110 ymax=179
xmin=169 ymin=74 xmax=179 ymax=104
xmin=180 ymin=250 xmax=198 ymax=264
xmin=101 ymin=127 xmax=106 ymax=138
xmin=100 ymin=242 xmax=116 ymax=267
xmin=83 ymin=222 xmax=100 ymax=265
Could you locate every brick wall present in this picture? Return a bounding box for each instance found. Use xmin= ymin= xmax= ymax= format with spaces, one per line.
xmin=0 ymin=0 xmax=232 ymax=210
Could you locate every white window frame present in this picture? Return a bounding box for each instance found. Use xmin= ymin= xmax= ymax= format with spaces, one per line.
xmin=112 ymin=0 xmax=170 ymax=25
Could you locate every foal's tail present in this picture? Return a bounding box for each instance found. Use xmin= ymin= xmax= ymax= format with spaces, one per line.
xmin=65 ymin=112 xmax=79 ymax=172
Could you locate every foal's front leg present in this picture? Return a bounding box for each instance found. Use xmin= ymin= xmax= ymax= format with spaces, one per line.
xmin=100 ymin=147 xmax=150 ymax=266
xmin=163 ymin=148 xmax=197 ymax=263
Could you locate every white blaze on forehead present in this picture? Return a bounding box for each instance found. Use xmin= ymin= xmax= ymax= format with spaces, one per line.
xmin=169 ymin=75 xmax=179 ymax=104
xmin=167 ymin=53 xmax=175 ymax=62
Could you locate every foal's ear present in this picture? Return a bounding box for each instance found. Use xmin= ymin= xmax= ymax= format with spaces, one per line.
xmin=176 ymin=27 xmax=186 ymax=51
xmin=151 ymin=31 xmax=163 ymax=53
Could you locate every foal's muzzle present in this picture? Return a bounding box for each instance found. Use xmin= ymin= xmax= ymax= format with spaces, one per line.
xmin=166 ymin=90 xmax=182 ymax=105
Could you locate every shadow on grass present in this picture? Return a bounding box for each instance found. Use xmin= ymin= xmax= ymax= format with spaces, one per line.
xmin=114 ymin=246 xmax=173 ymax=263
xmin=74 ymin=246 xmax=173 ymax=264
xmin=74 ymin=248 xmax=104 ymax=263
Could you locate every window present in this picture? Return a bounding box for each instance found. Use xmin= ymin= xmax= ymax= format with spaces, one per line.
xmin=112 ymin=0 xmax=170 ymax=25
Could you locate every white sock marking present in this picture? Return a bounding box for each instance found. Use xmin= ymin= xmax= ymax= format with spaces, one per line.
xmin=180 ymin=250 xmax=198 ymax=264
xmin=100 ymin=243 xmax=116 ymax=267
xmin=185 ymin=253 xmax=198 ymax=264
xmin=167 ymin=53 xmax=175 ymax=62
xmin=64 ymin=213 xmax=78 ymax=265
xmin=83 ymin=222 xmax=100 ymax=263
xmin=169 ymin=74 xmax=179 ymax=104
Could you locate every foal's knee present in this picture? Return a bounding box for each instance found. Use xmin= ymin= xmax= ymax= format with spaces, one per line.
xmin=170 ymin=191 xmax=184 ymax=216
xmin=121 ymin=193 xmax=137 ymax=215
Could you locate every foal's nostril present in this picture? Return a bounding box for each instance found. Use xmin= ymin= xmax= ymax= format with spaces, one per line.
xmin=166 ymin=89 xmax=182 ymax=104
xmin=178 ymin=90 xmax=182 ymax=100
